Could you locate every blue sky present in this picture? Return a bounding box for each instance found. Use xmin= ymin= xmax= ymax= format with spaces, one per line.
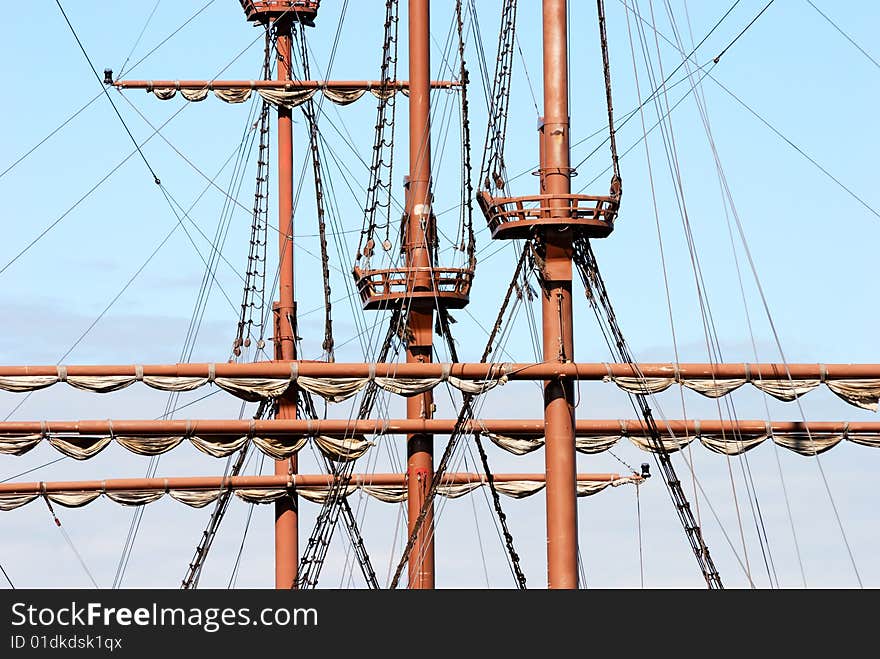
xmin=0 ymin=0 xmax=878 ymax=588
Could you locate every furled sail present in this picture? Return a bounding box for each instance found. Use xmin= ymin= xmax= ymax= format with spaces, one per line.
xmin=0 ymin=476 xmax=638 ymax=512
xmin=1 ymin=366 xmax=877 ymax=410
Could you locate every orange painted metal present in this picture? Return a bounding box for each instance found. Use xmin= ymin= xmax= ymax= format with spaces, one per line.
xmin=273 ymin=19 xmax=299 ymax=590
xmin=0 ymin=472 xmax=636 ymax=497
xmin=6 ymin=361 xmax=874 ymax=379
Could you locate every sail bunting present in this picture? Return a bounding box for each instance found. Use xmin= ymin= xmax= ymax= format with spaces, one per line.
xmin=0 ymin=370 xmax=505 ymax=403
xmin=3 ymin=428 xmax=877 ymax=461
xmin=0 ymin=433 xmax=372 ymax=462
xmin=143 ymin=86 xmax=409 ymax=107
xmin=487 ymin=430 xmax=880 ymax=457
xmin=0 ymin=477 xmax=638 ymax=512
xmin=0 ymin=370 xmax=877 ymax=410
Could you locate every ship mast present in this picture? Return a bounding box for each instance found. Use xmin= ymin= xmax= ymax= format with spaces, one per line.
xmin=540 ymin=0 xmax=578 ymax=588
xmin=404 ymin=0 xmax=436 ymax=591
xmin=272 ymin=11 xmax=299 ymax=591
xmin=3 ymin=0 xmax=880 ymax=590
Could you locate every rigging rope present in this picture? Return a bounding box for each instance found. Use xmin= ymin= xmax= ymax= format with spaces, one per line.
xmin=42 ymin=495 xmax=99 ymax=588
xmin=227 ymin=454 xmax=263 ymax=588
xmin=1 ymin=1 xmax=218 ymax=182
xmin=0 ymin=12 xmax=271 ymax=281
xmin=0 ymin=561 xmax=13 ymax=589
xmin=573 ymin=237 xmax=723 ymax=589
xmin=628 ymin=0 xmax=744 ymax=585
xmin=356 ymin=0 xmax=400 ymax=266
xmin=661 ymin=0 xmax=855 ymax=586
xmin=232 ymin=32 xmax=273 ymax=360
xmin=118 ymin=0 xmax=161 ymax=76
xmin=292 ymin=4 xmax=401 ymax=589
xmin=636 ymin=483 xmax=644 ymax=588
xmin=455 ymin=0 xmax=476 ymax=271
xmin=391 ymin=246 xmax=532 ymax=589
xmin=181 ymin=448 xmax=249 ymax=589
xmin=2 ymin=131 xmax=261 ymax=420
xmin=119 ymin=1 xmax=218 ymax=79
xmin=571 ymin=0 xmax=744 ymax=174
xmin=597 ymin=0 xmax=622 ymax=198
xmin=295 ymin=311 xmax=402 ymax=589
xmin=54 ymin=0 xmax=160 ymax=184
xmin=1 ymin=457 xmax=67 ymax=484
xmin=435 ymin=245 xmax=531 ymax=589
xmin=114 ymin=70 xmax=268 ymax=590
xmin=478 ymin=0 xmax=517 ymax=192
xmin=805 ymin=0 xmax=880 ymax=71
xmin=635 ymin=0 xmax=774 ymax=586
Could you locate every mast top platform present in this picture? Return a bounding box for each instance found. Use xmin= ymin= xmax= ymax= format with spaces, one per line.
xmin=477 ymin=190 xmax=619 ymax=240
xmin=240 ymin=0 xmax=319 ymax=26
xmin=352 ymin=266 xmax=472 ymax=311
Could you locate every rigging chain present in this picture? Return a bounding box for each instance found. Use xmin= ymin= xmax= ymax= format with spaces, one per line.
xmin=478 ymin=0 xmax=517 ymax=193
xmin=295 ymin=309 xmax=404 ymax=589
xmin=391 ymin=245 xmax=531 ymax=589
xmin=293 ymin=22 xmax=335 ymax=360
xmin=356 ymin=0 xmax=400 ymax=266
xmin=231 ymin=30 xmax=272 ymax=360
xmin=572 ymin=236 xmax=723 ymax=589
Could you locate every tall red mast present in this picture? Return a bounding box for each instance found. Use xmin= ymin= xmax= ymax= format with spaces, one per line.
xmin=540 ymin=0 xmax=578 ymax=589
xmin=3 ymin=0 xmax=878 ymax=590
xmin=403 ymin=0 xmax=436 ymax=591
xmin=272 ymin=14 xmax=299 ymax=590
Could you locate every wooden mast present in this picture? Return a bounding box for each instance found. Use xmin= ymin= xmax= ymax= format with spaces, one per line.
xmin=272 ymin=12 xmax=299 ymax=590
xmin=541 ymin=0 xmax=578 ymax=589
xmin=404 ymin=0 xmax=436 ymax=590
